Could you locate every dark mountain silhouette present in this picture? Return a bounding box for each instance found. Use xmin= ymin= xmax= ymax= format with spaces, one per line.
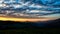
xmin=0 ymin=18 xmax=60 ymax=29
xmin=46 ymin=18 xmax=60 ymax=27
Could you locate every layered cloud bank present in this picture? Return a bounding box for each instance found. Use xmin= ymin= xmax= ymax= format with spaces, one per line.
xmin=0 ymin=0 xmax=60 ymax=19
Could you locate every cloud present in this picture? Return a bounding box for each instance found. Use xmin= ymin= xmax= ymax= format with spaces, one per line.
xmin=0 ymin=0 xmax=60 ymax=19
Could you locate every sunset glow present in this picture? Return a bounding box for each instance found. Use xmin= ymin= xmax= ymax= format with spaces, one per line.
xmin=0 ymin=16 xmax=58 ymax=22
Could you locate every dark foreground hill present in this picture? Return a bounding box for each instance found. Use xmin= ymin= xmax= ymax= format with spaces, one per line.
xmin=0 ymin=19 xmax=60 ymax=33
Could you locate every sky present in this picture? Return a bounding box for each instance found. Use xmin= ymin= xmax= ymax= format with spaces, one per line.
xmin=0 ymin=0 xmax=60 ymax=20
